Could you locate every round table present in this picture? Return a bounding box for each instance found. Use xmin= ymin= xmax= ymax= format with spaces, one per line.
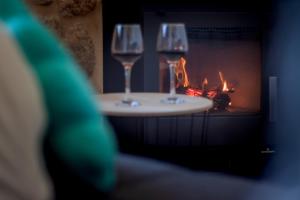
xmin=97 ymin=93 xmax=213 ymax=117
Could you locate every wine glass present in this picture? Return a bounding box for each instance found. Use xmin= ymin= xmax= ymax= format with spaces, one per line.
xmin=111 ymin=24 xmax=144 ymax=107
xmin=157 ymin=23 xmax=189 ymax=104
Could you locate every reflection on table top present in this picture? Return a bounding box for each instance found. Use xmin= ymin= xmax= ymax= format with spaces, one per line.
xmin=97 ymin=93 xmax=213 ymax=117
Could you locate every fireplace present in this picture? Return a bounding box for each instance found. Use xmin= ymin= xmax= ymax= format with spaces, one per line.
xmin=103 ymin=0 xmax=273 ymax=176
xmin=146 ymin=11 xmax=262 ymax=113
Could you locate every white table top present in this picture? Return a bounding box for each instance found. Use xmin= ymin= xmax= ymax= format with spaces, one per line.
xmin=97 ymin=93 xmax=213 ymax=117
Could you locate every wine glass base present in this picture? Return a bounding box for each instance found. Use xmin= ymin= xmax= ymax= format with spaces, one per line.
xmin=116 ymin=99 xmax=141 ymax=107
xmin=160 ymin=96 xmax=185 ymax=104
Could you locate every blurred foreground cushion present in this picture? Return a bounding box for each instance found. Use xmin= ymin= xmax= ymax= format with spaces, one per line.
xmin=0 ymin=22 xmax=52 ymax=200
xmin=0 ymin=0 xmax=117 ymax=196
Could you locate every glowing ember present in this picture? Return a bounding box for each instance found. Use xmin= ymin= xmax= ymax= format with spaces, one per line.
xmin=207 ymin=90 xmax=217 ymax=99
xmin=186 ymin=88 xmax=203 ymax=96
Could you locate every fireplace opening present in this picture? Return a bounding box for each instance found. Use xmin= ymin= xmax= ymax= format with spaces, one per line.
xmin=157 ymin=14 xmax=262 ymax=113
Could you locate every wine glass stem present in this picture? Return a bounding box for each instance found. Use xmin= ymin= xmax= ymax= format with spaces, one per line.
xmin=124 ymin=64 xmax=132 ymax=101
xmin=169 ymin=62 xmax=177 ymax=98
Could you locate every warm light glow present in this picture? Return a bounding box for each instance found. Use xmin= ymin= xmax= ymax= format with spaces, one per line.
xmin=202 ymin=78 xmax=208 ymax=90
xmin=176 ymin=57 xmax=190 ymax=88
xmin=222 ymin=80 xmax=229 ymax=92
xmin=176 ymin=64 xmax=233 ymax=109
xmin=218 ymin=71 xmax=224 ymax=84
xmin=218 ymin=71 xmax=229 ymax=92
xmin=207 ymin=90 xmax=217 ymax=99
xmin=186 ymin=88 xmax=203 ymax=97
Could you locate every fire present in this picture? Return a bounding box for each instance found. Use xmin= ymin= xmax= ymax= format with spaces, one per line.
xmin=176 ymin=57 xmax=190 ymax=88
xmin=218 ymin=71 xmax=229 ymax=92
xmin=202 ymin=78 xmax=208 ymax=90
xmin=222 ymin=80 xmax=229 ymax=92
xmin=186 ymin=88 xmax=203 ymax=96
xmin=173 ymin=58 xmax=234 ymax=111
xmin=207 ymin=90 xmax=217 ymax=99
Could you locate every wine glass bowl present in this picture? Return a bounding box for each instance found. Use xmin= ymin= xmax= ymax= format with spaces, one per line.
xmin=111 ymin=24 xmax=143 ymax=107
xmin=157 ymin=23 xmax=189 ymax=104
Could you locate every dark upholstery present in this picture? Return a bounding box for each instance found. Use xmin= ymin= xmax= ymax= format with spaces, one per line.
xmin=112 ymin=154 xmax=287 ymax=200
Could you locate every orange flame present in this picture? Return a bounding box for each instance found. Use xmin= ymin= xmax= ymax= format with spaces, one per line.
xmin=222 ymin=80 xmax=229 ymax=92
xmin=176 ymin=57 xmax=190 ymax=88
xmin=202 ymin=78 xmax=208 ymax=90
xmin=219 ymin=71 xmax=229 ymax=92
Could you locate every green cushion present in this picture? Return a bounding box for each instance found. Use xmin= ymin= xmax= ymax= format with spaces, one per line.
xmin=0 ymin=0 xmax=117 ymax=192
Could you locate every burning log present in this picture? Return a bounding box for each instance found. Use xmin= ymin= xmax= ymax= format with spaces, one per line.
xmin=212 ymin=91 xmax=231 ymax=111
xmin=175 ymin=57 xmax=235 ymax=112
xmin=210 ymin=74 xmax=234 ymax=111
xmin=184 ymin=71 xmax=234 ymax=111
xmin=186 ymin=88 xmax=203 ymax=96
